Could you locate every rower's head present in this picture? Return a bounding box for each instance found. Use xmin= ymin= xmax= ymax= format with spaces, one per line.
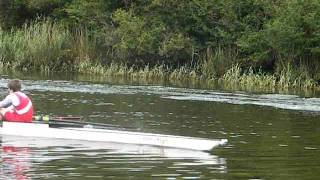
xmin=7 ymin=79 xmax=21 ymax=92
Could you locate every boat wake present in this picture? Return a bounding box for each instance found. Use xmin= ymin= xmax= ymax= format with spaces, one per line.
xmin=163 ymin=93 xmax=320 ymax=112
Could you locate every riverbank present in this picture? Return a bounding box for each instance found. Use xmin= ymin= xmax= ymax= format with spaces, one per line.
xmin=0 ymin=20 xmax=319 ymax=93
xmin=82 ymin=63 xmax=319 ymax=92
xmin=3 ymin=60 xmax=318 ymax=96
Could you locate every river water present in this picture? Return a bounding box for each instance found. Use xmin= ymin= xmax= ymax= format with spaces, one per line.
xmin=0 ymin=72 xmax=319 ymax=179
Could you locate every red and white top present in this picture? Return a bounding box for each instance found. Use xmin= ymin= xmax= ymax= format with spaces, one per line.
xmin=0 ymin=91 xmax=33 ymax=122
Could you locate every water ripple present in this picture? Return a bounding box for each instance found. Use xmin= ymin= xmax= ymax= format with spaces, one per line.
xmin=1 ymin=78 xmax=319 ymax=112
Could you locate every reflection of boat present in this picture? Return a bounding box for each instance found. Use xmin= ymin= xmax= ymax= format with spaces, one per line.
xmin=1 ymin=143 xmax=32 ymax=180
xmin=0 ymin=121 xmax=227 ymax=151
xmin=1 ymin=135 xmax=227 ymax=166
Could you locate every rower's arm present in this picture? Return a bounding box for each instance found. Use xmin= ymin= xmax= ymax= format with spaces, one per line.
xmin=0 ymin=95 xmax=13 ymax=108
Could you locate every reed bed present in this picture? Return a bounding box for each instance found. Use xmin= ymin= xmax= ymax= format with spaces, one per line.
xmin=74 ymin=61 xmax=319 ymax=91
xmin=0 ymin=19 xmax=69 ymax=70
xmin=0 ymin=19 xmax=101 ymax=72
xmin=221 ymin=64 xmax=317 ymax=91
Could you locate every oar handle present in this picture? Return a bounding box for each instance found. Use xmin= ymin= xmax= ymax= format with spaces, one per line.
xmin=33 ymin=115 xmax=50 ymax=121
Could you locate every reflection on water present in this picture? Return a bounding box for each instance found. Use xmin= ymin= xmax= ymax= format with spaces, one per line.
xmin=0 ymin=136 xmax=226 ymax=179
xmin=1 ymin=146 xmax=31 ymax=180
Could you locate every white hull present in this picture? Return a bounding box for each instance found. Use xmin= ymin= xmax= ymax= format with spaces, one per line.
xmin=0 ymin=122 xmax=227 ymax=151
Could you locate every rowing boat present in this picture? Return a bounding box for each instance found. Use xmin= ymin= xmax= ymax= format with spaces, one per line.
xmin=0 ymin=121 xmax=227 ymax=151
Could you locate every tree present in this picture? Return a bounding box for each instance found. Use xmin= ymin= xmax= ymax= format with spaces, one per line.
xmin=0 ymin=0 xmax=69 ymax=29
xmin=237 ymin=0 xmax=320 ymax=73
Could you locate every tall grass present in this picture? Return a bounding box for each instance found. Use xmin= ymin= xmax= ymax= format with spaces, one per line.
xmin=277 ymin=64 xmax=317 ymax=89
xmin=0 ymin=19 xmax=69 ymax=70
xmin=0 ymin=19 xmax=101 ymax=72
xmin=221 ymin=64 xmax=317 ymax=91
xmin=198 ymin=47 xmax=236 ymax=79
xmin=0 ymin=19 xmax=318 ymax=91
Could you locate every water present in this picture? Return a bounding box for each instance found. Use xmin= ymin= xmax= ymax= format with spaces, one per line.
xmin=0 ymin=72 xmax=320 ymax=179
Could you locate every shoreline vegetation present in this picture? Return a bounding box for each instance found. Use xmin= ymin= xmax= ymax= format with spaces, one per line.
xmin=0 ymin=1 xmax=319 ymax=93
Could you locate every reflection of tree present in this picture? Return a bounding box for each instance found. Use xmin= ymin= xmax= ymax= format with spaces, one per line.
xmin=1 ymin=146 xmax=31 ymax=180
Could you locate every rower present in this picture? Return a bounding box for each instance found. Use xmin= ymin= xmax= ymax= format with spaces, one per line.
xmin=0 ymin=79 xmax=33 ymax=123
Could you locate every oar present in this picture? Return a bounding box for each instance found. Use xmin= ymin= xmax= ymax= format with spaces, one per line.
xmin=33 ymin=115 xmax=82 ymax=122
xmin=33 ymin=115 xmax=128 ymax=130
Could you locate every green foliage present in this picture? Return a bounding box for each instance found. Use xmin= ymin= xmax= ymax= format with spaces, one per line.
xmin=0 ymin=19 xmax=102 ymax=71
xmin=0 ymin=20 xmax=68 ymax=69
xmin=238 ymin=0 xmax=320 ymax=72
xmin=146 ymin=0 xmax=228 ymax=53
xmin=112 ymin=9 xmax=158 ymax=56
xmin=25 ymin=0 xmax=67 ymax=13
xmin=266 ymin=0 xmax=320 ymax=59
xmin=0 ymin=0 xmax=69 ymax=29
xmin=159 ymin=32 xmax=193 ymax=60
xmin=233 ymin=0 xmax=278 ymax=59
xmin=199 ymin=48 xmax=236 ymax=79
xmin=62 ymin=0 xmax=109 ymax=29
xmin=0 ymin=0 xmax=320 ymax=88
